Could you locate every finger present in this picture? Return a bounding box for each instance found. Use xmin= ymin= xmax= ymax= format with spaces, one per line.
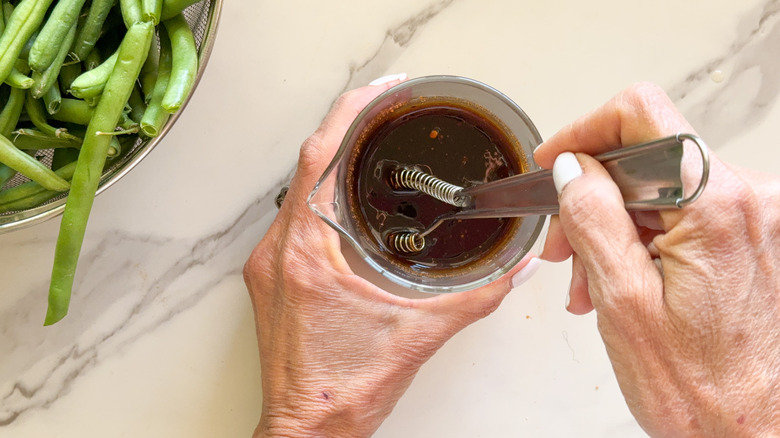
xmin=567 ymin=253 xmax=594 ymax=315
xmin=533 ymin=82 xmax=694 ymax=169
xmin=553 ymin=152 xmax=662 ymax=317
xmin=424 ymin=254 xmax=542 ymax=328
xmin=540 ymin=215 xmax=573 ymax=262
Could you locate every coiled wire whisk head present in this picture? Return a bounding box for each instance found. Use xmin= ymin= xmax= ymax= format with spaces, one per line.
xmin=387 ymin=231 xmax=425 ymax=254
xmin=386 ymin=167 xmax=466 ymax=254
xmin=390 ymin=167 xmax=465 ymax=207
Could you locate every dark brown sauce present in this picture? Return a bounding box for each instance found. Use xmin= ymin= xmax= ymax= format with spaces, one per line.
xmin=347 ymin=96 xmax=527 ymax=275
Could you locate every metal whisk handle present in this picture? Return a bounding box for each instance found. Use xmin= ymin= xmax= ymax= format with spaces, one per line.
xmin=391 ymin=167 xmax=468 ymax=207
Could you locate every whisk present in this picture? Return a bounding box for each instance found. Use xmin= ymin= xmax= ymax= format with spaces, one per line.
xmin=386 ymin=133 xmax=710 ymax=254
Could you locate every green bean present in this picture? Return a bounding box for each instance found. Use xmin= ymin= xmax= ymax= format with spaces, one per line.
xmin=139 ymin=30 xmax=158 ymax=99
xmin=42 ymin=81 xmax=62 ymax=114
xmin=119 ymin=0 xmax=142 ymax=28
xmin=11 ymin=128 xmax=81 ymax=149
xmin=0 ymin=164 xmax=15 ymax=187
xmin=31 ymin=22 xmax=78 ymax=98
xmin=50 ymin=98 xmax=94 ymax=125
xmin=47 ymin=20 xmax=154 ymax=326
xmin=69 ymin=50 xmax=117 ymax=99
xmin=0 ymin=160 xmax=77 ymax=213
xmin=0 ymin=0 xmax=56 ymax=84
xmin=24 ymin=91 xmax=80 ymax=140
xmin=84 ymin=46 xmax=102 ymax=71
xmin=0 ymin=86 xmax=25 ymax=136
xmin=107 ymin=135 xmax=121 ymax=158
xmin=28 ymin=0 xmax=88 ymax=72
xmin=161 ymin=14 xmax=197 ymax=113
xmin=127 ymin=83 xmax=146 ymax=123
xmin=0 ymin=134 xmax=70 ymax=191
xmin=70 ymin=0 xmax=114 ymax=62
xmin=142 ymin=0 xmax=162 ymax=25
xmin=4 ymin=65 xmax=34 ymax=89
xmin=140 ymin=26 xmax=171 ymax=137
xmin=160 ymin=0 xmax=199 ymax=21
xmin=59 ymin=62 xmax=81 ymax=92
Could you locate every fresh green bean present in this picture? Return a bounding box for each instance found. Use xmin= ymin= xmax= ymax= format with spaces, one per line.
xmin=0 ymin=86 xmax=25 ymax=136
xmin=12 ymin=128 xmax=81 ymax=149
xmin=0 ymin=134 xmax=70 ymax=191
xmin=31 ymin=22 xmax=78 ymax=98
xmin=140 ymin=26 xmax=171 ymax=137
xmin=24 ymin=92 xmax=80 ymax=140
xmin=127 ymin=83 xmax=146 ymax=123
xmin=28 ymin=0 xmax=88 ymax=72
xmin=0 ymin=0 xmax=56 ymax=84
xmin=119 ymin=0 xmax=142 ymax=28
xmin=142 ymin=0 xmax=162 ymax=25
xmin=51 ymin=98 xmax=94 ymax=125
xmin=42 ymin=81 xmax=62 ymax=114
xmin=0 ymin=160 xmax=77 ymax=213
xmin=107 ymin=136 xmax=121 ymax=157
xmin=4 ymin=65 xmax=34 ymax=89
xmin=161 ymin=14 xmax=197 ymax=113
xmin=139 ymin=30 xmax=159 ymax=99
xmin=0 ymin=164 xmax=15 ymax=187
xmin=70 ymin=0 xmax=114 ymax=62
xmin=69 ymin=50 xmax=117 ymax=99
xmin=47 ymin=20 xmax=154 ymax=326
xmin=84 ymin=48 xmax=102 ymax=72
xmin=160 ymin=0 xmax=199 ymax=21
xmin=59 ymin=62 xmax=81 ymax=91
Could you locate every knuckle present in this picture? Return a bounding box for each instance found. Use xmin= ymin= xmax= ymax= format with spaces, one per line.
xmin=297 ymin=133 xmax=327 ymax=173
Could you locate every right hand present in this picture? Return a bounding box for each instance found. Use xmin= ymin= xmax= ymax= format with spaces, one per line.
xmin=534 ymin=82 xmax=780 ymax=436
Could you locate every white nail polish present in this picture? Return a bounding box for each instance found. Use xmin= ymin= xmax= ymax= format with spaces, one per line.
xmin=511 ymin=257 xmax=542 ymax=288
xmin=552 ymin=152 xmax=583 ymax=194
xmin=369 ymin=73 xmax=407 ymax=86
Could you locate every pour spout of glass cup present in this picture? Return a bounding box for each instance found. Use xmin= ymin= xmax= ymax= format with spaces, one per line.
xmin=390 ymin=133 xmax=710 ymax=242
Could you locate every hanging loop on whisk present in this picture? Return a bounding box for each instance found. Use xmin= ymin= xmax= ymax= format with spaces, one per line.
xmin=391 ymin=167 xmax=467 ymax=207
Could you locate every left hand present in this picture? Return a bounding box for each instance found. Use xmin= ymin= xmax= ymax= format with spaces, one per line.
xmin=243 ymin=81 xmax=538 ymax=438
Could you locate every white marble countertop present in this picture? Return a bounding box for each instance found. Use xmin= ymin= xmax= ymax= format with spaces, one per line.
xmin=2 ymin=0 xmax=780 ymax=436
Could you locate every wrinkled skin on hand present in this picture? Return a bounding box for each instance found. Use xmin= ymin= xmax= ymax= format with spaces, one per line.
xmin=536 ymin=82 xmax=780 ymax=437
xmin=243 ymin=82 xmax=532 ymax=438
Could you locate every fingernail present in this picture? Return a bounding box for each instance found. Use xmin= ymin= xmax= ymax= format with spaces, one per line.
xmin=369 ymin=73 xmax=407 ymax=86
xmin=565 ymin=287 xmax=571 ymax=309
xmin=552 ymin=152 xmax=583 ymax=194
xmin=511 ymin=257 xmax=542 ymax=288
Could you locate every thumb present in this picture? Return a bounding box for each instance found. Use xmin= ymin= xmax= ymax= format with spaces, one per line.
xmin=552 ymin=152 xmax=661 ymax=314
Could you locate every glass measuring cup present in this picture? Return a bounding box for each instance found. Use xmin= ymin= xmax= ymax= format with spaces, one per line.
xmin=307 ymin=76 xmax=547 ymax=293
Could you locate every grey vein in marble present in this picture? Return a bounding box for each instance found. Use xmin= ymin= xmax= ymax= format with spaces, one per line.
xmin=341 ymin=0 xmax=456 ymax=92
xmin=669 ymin=0 xmax=780 ymax=147
xmin=0 ymin=181 xmax=285 ymax=426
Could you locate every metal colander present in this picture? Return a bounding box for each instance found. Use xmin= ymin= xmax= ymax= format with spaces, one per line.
xmin=0 ymin=0 xmax=223 ymax=233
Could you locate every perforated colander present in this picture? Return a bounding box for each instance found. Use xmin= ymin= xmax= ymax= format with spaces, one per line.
xmin=0 ymin=0 xmax=223 ymax=233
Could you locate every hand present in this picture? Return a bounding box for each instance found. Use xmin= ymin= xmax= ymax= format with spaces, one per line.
xmin=535 ymin=82 xmax=780 ymax=436
xmin=243 ymin=80 xmax=539 ymax=438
